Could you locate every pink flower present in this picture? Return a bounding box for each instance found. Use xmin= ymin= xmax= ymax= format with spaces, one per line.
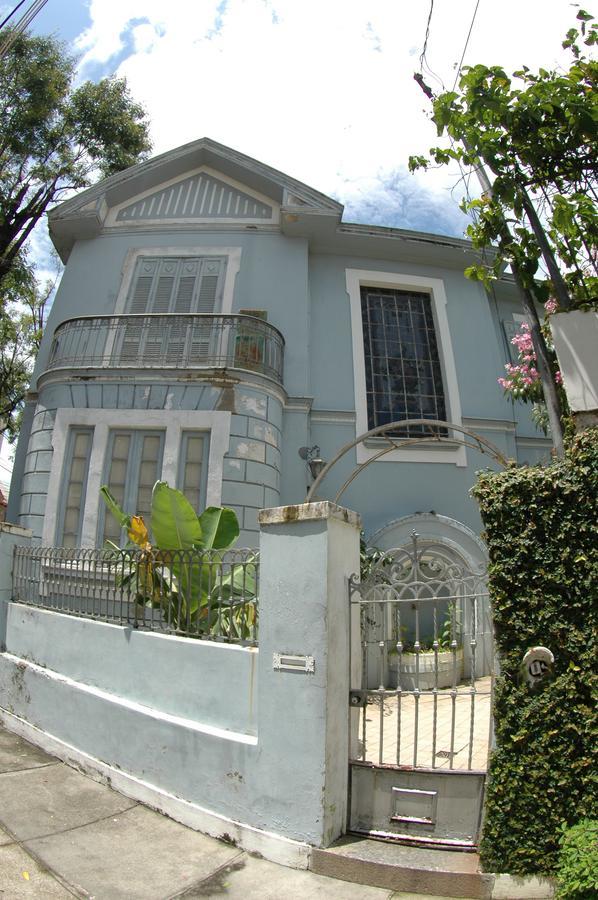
xmin=544 ymin=298 xmax=558 ymax=315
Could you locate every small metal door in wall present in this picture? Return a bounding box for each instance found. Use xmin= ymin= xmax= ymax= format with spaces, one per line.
xmin=348 ymin=532 xmax=494 ymax=849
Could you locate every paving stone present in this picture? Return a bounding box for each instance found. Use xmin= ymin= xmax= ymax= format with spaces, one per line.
xmin=0 ymin=842 xmax=75 ymax=899
xmin=0 ymin=763 xmax=136 ymax=841
xmin=0 ymin=727 xmax=57 ymax=774
xmin=174 ymin=852 xmax=394 ymax=899
xmin=26 ymin=804 xmax=240 ymax=900
xmin=0 ymin=823 xmax=14 ymax=847
xmin=390 ymin=894 xmax=470 ymax=899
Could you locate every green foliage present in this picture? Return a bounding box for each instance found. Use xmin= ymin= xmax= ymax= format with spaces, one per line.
xmin=100 ymin=482 xmax=253 ymax=639
xmin=472 ymin=430 xmax=598 ymax=875
xmin=0 ymin=28 xmax=151 ymax=291
xmin=555 ymin=820 xmax=598 ymax=899
xmin=409 ymin=12 xmax=597 ymax=309
xmin=0 ymin=29 xmax=151 ymax=437
xmin=197 ymin=505 xmax=240 ymax=551
xmin=150 ymin=481 xmax=203 ymax=550
xmin=0 ymin=255 xmax=54 ymax=438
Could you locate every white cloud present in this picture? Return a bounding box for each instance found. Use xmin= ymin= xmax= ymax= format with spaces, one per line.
xmin=76 ymin=0 xmax=578 ymax=225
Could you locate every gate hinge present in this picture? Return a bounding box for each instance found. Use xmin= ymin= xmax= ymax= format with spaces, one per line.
xmin=349 ymin=690 xmax=367 ymax=708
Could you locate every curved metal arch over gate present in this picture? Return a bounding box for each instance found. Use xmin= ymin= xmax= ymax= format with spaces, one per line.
xmin=348 ymin=531 xmax=494 ymax=850
xmin=305 ymin=418 xmax=508 ymax=504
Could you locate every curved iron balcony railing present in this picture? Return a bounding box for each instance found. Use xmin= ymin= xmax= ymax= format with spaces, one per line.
xmin=46 ymin=314 xmax=285 ymax=384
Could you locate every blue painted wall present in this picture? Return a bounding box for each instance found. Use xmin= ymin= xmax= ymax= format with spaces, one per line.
xmin=13 ymin=179 xmax=551 ymax=550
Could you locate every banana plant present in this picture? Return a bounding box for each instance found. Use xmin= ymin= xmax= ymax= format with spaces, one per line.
xmin=100 ymin=482 xmax=257 ymax=639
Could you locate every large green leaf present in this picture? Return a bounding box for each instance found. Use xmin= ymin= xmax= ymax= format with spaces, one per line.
xmin=212 ymin=559 xmax=257 ymax=602
xmin=197 ymin=506 xmax=239 ymax=550
xmin=150 ymin=482 xmax=202 ymax=550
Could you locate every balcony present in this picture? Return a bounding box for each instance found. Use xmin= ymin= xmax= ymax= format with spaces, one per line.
xmin=46 ymin=314 xmax=285 ymax=384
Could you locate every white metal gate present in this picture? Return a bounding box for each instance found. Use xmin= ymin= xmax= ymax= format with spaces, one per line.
xmin=348 ymin=532 xmax=494 ymax=849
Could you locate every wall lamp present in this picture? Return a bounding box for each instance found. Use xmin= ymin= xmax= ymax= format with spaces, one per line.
xmin=298 ymin=445 xmax=327 ymax=480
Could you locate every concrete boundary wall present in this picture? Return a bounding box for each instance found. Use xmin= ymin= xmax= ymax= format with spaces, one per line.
xmin=0 ymin=502 xmax=361 ymax=866
xmin=0 ymin=523 xmax=33 ymax=650
xmin=4 ymin=604 xmax=258 ymax=736
xmin=0 ymin=706 xmax=308 ymax=869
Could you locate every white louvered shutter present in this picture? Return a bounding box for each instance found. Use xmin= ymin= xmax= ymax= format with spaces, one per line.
xmin=190 ymin=258 xmax=223 ymax=359
xmin=167 ymin=259 xmax=200 ymax=360
xmin=120 ymin=256 xmax=225 ymax=366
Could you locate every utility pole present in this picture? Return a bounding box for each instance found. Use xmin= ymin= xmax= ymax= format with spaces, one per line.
xmin=413 ymin=74 xmax=565 ymax=456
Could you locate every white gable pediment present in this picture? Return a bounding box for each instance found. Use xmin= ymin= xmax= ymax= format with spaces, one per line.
xmin=106 ymin=166 xmax=279 ymax=227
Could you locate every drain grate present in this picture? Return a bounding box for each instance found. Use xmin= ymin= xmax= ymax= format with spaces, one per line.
xmin=436 ymin=743 xmax=467 ymax=759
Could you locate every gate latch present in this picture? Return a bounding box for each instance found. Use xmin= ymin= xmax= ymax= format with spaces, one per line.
xmin=349 ymin=690 xmax=367 ymax=708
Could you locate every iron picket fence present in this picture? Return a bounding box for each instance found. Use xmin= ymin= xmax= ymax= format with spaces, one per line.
xmin=12 ymin=545 xmax=258 ymax=645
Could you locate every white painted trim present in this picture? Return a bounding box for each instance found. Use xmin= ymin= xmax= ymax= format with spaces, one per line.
xmin=310 ymin=409 xmax=356 ymax=424
xmin=114 ymin=245 xmax=242 ymax=317
xmin=462 ymin=416 xmax=516 ymax=433
xmin=106 ymin=164 xmax=280 ymax=227
xmin=345 ymin=268 xmax=466 ymax=467
xmin=3 ymin=652 xmax=256 ymax=744
xmin=43 ymin=409 xmax=231 ymax=547
xmin=515 ymin=437 xmax=553 ymax=448
xmin=368 ymin=513 xmax=487 ymax=572
xmin=0 ymin=708 xmax=311 ymax=870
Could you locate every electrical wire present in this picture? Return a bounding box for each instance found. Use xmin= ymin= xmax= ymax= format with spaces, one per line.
xmin=452 ymin=0 xmax=481 ymax=91
xmin=418 ymin=0 xmax=445 ymax=92
xmin=0 ymin=0 xmax=29 ymax=31
xmin=416 ymin=2 xmax=485 ymax=245
xmin=0 ymin=0 xmax=49 ymax=59
xmin=418 ymin=0 xmax=434 ymax=73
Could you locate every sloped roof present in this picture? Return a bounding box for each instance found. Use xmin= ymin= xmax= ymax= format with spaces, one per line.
xmin=68 ymin=137 xmax=343 ymax=213
xmin=48 ymin=136 xmax=490 ymax=269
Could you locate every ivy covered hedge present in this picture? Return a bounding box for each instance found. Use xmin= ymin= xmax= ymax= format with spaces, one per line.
xmin=472 ymin=428 xmax=598 ymax=876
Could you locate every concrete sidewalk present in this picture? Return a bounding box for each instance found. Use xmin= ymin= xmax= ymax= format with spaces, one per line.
xmin=0 ymin=725 xmax=467 ymax=900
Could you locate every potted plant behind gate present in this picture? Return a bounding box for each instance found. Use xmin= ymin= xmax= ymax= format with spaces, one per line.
xmin=388 ymin=602 xmax=464 ymax=691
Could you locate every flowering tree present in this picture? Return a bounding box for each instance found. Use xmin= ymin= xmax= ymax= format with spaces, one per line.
xmin=410 ymin=11 xmax=597 ymax=454
xmin=498 ymin=301 xmax=567 ymax=433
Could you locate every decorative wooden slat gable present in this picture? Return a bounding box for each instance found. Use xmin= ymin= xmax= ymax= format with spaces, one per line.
xmin=115 ymin=172 xmax=273 ymax=222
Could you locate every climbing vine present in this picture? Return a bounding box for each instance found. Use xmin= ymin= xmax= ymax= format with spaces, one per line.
xmin=472 ymin=429 xmax=598 ymax=875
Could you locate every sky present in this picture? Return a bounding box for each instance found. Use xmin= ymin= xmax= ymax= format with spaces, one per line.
xmin=29 ymin=0 xmax=583 ymax=234
xmin=0 ymin=0 xmax=587 ymax=487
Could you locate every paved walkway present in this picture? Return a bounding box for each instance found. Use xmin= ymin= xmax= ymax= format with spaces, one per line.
xmin=359 ymin=677 xmax=493 ymax=770
xmin=0 ymin=725 xmax=467 ymax=899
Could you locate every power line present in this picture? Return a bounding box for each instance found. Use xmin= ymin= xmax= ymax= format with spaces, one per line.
xmin=452 ymin=0 xmax=481 ymax=91
xmin=416 ymin=1 xmax=484 ymax=216
xmin=0 ymin=0 xmax=50 ymax=59
xmin=419 ymin=0 xmax=434 ymax=72
xmin=418 ymin=0 xmax=445 ymax=92
xmin=0 ymin=0 xmax=29 ymax=32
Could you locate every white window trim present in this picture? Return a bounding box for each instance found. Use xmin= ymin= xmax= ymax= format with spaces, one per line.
xmin=44 ymin=409 xmax=231 ymax=547
xmin=345 ymin=268 xmax=466 ymax=467
xmin=114 ymin=245 xmax=242 ymax=317
xmin=106 ymin=164 xmax=280 ymax=227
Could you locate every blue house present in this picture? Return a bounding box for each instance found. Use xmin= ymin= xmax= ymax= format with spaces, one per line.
xmin=2 ymin=139 xmax=558 ymax=861
xmin=8 ymin=138 xmax=550 ymax=559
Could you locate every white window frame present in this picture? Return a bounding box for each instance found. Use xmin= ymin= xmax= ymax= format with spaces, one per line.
xmin=44 ymin=409 xmax=231 ymax=547
xmin=345 ymin=268 xmax=466 ymax=467
xmin=114 ymin=245 xmax=242 ymax=317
